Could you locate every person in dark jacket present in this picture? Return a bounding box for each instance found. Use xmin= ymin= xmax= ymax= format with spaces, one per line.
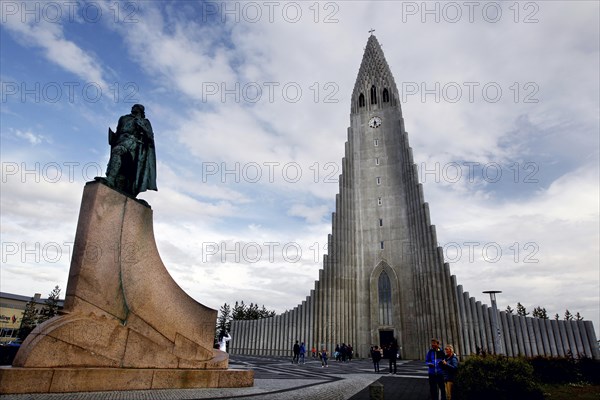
xmin=425 ymin=339 xmax=446 ymax=400
xmin=371 ymin=345 xmax=382 ymax=372
xmin=386 ymin=341 xmax=398 ymax=374
xmin=292 ymin=340 xmax=300 ymax=364
xmin=440 ymin=344 xmax=459 ymax=400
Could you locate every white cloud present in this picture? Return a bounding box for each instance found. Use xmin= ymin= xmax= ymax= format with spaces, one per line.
xmin=1 ymin=9 xmax=106 ymax=87
xmin=13 ymin=129 xmax=47 ymax=145
xmin=1 ymin=1 xmax=598 ymax=334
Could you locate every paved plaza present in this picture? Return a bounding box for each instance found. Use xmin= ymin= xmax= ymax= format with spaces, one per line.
xmin=0 ymin=356 xmax=430 ymax=400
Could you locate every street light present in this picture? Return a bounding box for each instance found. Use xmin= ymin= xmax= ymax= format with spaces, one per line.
xmin=483 ymin=290 xmax=504 ymax=355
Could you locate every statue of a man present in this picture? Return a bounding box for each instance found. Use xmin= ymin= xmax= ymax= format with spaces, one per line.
xmin=105 ymin=104 xmax=157 ymax=197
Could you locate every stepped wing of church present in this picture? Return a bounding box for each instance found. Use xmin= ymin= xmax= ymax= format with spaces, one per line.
xmin=230 ymin=36 xmax=599 ymax=360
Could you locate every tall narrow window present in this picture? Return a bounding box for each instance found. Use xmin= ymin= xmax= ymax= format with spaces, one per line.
xmin=376 ymin=177 xmax=381 ymax=185
xmin=375 ymin=157 xmax=380 ymax=165
xmin=378 ymin=197 xmax=382 ymax=206
xmin=380 ymin=241 xmax=384 ymax=249
xmin=378 ymin=271 xmax=392 ymax=325
xmin=370 ymin=85 xmax=377 ymax=104
xmin=379 ymin=219 xmax=383 ymax=227
xmin=374 ymin=139 xmax=379 ymax=146
xmin=359 ymin=93 xmax=365 ymax=107
xmin=383 ymin=88 xmax=390 ymax=103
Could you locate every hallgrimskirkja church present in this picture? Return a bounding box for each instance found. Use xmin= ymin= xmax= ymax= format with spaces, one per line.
xmin=229 ymin=35 xmax=599 ymax=360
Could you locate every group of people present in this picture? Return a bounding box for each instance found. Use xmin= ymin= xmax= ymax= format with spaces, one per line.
xmin=369 ymin=341 xmax=399 ymax=374
xmin=224 ymin=332 xmax=458 ymax=399
xmin=426 ymin=339 xmax=459 ymax=400
xmin=293 ymin=342 xmax=353 ymax=368
xmin=292 ymin=341 xmax=307 ymax=364
xmin=333 ymin=343 xmax=353 ymax=362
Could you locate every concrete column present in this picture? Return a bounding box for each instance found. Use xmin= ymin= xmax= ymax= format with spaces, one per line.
xmin=463 ymin=292 xmax=475 ymax=354
xmin=265 ymin=316 xmax=272 ymax=356
xmin=308 ymin=291 xmax=314 ymax=354
xmin=315 ymin=275 xmax=323 ymax=351
xmin=557 ymin=320 xmax=570 ymax=357
xmin=539 ymin=318 xmax=551 ymax=356
xmin=229 ymin=320 xmax=238 ymax=354
xmin=516 ymin=315 xmax=528 ymax=356
xmin=507 ymin=313 xmax=520 ymax=356
xmin=470 ymin=298 xmax=482 ymax=352
xmin=421 ymin=197 xmax=434 ymax=343
xmin=550 ymin=319 xmax=564 ymax=357
xmin=525 ymin=317 xmax=537 ymax=356
xmin=447 ymin=267 xmax=461 ymax=355
xmin=481 ymin=304 xmax=492 ymax=352
xmin=275 ymin=314 xmax=281 ymax=357
xmin=571 ymin=320 xmax=585 ymax=357
xmin=456 ymin=284 xmax=469 ymax=357
xmin=583 ymin=321 xmax=600 ymax=359
xmin=544 ymin=319 xmax=558 ymax=357
xmin=500 ymin=311 xmax=512 ymax=357
xmin=532 ymin=318 xmax=544 ymax=356
xmin=564 ymin=320 xmax=578 ymax=357
xmin=236 ymin=320 xmax=244 ymax=354
xmin=241 ymin=320 xmax=248 ymax=354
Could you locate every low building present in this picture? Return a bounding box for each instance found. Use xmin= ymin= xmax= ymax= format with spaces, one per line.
xmin=0 ymin=292 xmax=64 ymax=344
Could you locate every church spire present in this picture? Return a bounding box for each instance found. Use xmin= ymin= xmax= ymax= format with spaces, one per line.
xmin=351 ymin=35 xmax=400 ymax=114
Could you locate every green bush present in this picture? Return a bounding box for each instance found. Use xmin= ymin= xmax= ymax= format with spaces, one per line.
xmin=574 ymin=357 xmax=600 ymax=385
xmin=528 ymin=355 xmax=600 ymax=385
xmin=455 ymin=355 xmax=544 ymax=400
xmin=529 ymin=355 xmax=581 ymax=384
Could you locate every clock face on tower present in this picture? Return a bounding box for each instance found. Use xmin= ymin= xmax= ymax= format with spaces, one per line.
xmin=369 ymin=116 xmax=382 ymax=128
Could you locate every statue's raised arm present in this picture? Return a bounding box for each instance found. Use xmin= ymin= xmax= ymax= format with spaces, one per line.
xmin=105 ymin=104 xmax=157 ymax=197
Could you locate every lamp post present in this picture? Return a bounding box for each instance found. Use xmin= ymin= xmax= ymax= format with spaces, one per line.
xmin=483 ymin=290 xmax=504 ymax=355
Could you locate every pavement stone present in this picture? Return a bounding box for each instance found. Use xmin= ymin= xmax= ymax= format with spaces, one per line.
xmin=0 ymin=356 xmax=429 ymax=400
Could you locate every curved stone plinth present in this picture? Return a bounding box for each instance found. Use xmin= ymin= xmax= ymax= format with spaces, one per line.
xmin=0 ymin=181 xmax=253 ymax=394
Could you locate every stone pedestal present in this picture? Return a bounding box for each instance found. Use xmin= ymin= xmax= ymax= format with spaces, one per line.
xmin=0 ymin=181 xmax=253 ymax=394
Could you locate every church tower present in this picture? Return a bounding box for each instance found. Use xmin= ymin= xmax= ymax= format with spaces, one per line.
xmin=229 ymin=35 xmax=599 ymax=361
xmin=346 ymin=34 xmax=460 ymax=358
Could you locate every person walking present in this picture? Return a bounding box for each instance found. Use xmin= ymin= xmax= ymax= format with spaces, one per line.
xmin=371 ymin=345 xmax=382 ymax=372
xmin=292 ymin=340 xmax=300 ymax=364
xmin=386 ymin=342 xmax=398 ymax=374
xmin=299 ymin=342 xmax=306 ymax=364
xmin=440 ymin=344 xmax=459 ymax=400
xmin=320 ymin=348 xmax=328 ymax=367
xmin=426 ymin=339 xmax=446 ymax=400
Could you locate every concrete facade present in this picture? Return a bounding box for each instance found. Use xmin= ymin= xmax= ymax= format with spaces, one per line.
xmin=229 ymin=35 xmax=599 ymax=361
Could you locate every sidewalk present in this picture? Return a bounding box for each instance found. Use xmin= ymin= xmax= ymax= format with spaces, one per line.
xmin=0 ymin=357 xmax=429 ymax=400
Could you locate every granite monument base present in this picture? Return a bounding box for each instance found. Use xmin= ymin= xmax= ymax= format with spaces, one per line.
xmin=0 ymin=181 xmax=253 ymax=394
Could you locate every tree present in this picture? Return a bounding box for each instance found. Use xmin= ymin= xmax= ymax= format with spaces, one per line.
xmin=231 ymin=301 xmax=247 ymax=320
xmin=37 ymin=285 xmax=61 ymax=324
xmin=575 ymin=312 xmax=584 ymax=321
xmin=506 ymin=305 xmax=514 ymax=314
xmin=215 ymin=301 xmax=276 ymax=341
xmin=554 ymin=313 xmax=560 ymax=321
xmin=216 ymin=303 xmax=231 ymax=334
xmin=259 ymin=305 xmax=276 ymax=319
xmin=224 ymin=301 xmax=276 ymax=321
xmin=516 ymin=302 xmax=529 ymax=317
xmin=18 ymin=298 xmax=38 ymax=341
xmin=532 ymin=306 xmax=548 ymax=319
xmin=564 ymin=309 xmax=573 ymax=321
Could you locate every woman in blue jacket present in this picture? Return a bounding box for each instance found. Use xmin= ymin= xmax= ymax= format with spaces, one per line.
xmin=440 ymin=344 xmax=459 ymax=400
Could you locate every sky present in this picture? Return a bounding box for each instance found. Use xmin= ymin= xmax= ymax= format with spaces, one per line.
xmin=1 ymin=1 xmax=599 ymax=337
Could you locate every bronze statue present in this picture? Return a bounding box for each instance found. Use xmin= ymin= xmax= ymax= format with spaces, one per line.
xmin=105 ymin=104 xmax=157 ymax=197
